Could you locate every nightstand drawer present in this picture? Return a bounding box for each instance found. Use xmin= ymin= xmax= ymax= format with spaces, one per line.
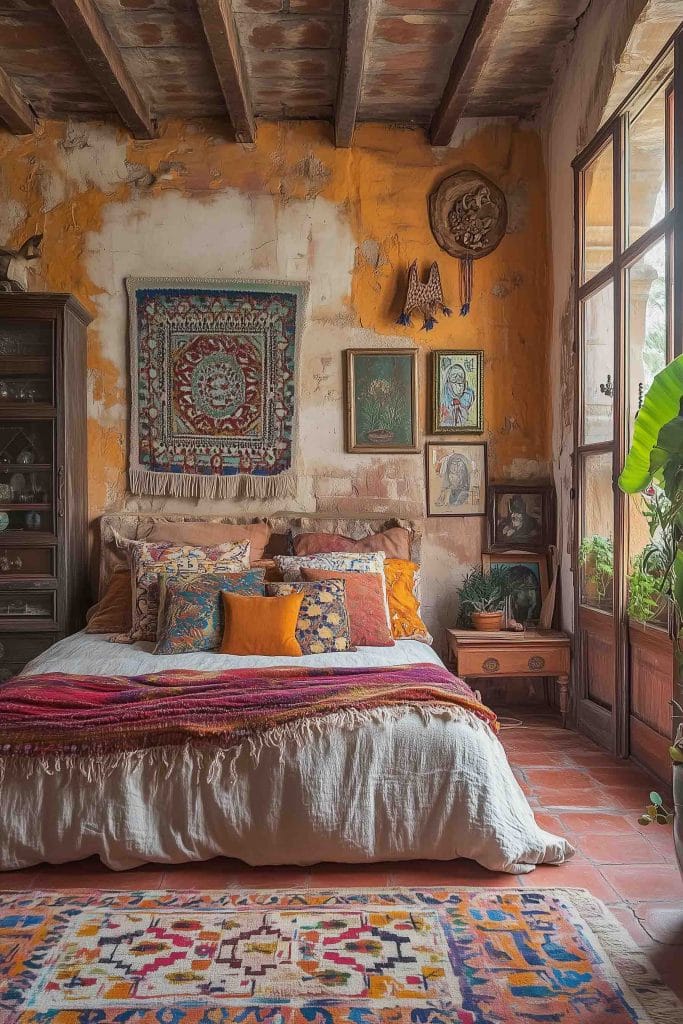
xmin=455 ymin=645 xmax=570 ymax=677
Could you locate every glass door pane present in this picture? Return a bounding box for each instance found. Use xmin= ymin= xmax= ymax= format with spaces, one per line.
xmin=579 ymin=451 xmax=614 ymax=611
xmin=0 ymin=420 xmax=54 ymax=535
xmin=581 ymin=282 xmax=614 ymax=444
xmin=582 ymin=140 xmax=613 ymax=281
xmin=627 ymin=83 xmax=669 ymax=246
xmin=0 ymin=319 xmax=54 ymax=406
xmin=627 ymin=236 xmax=667 ymax=433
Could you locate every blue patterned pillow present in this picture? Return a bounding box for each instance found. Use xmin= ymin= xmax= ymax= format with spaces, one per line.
xmin=155 ymin=569 xmax=266 ymax=654
xmin=266 ymin=580 xmax=355 ymax=655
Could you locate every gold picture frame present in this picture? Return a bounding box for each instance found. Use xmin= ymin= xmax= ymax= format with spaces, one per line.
xmin=345 ymin=348 xmax=420 ymax=453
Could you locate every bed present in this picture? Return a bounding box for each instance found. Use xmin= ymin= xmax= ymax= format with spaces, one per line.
xmin=0 ymin=514 xmax=575 ymax=875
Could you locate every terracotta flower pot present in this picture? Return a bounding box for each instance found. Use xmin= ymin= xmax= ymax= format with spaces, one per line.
xmin=471 ymin=611 xmax=503 ymax=631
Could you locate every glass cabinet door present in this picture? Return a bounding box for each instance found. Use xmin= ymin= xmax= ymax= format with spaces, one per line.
xmin=0 ymin=319 xmax=54 ymax=408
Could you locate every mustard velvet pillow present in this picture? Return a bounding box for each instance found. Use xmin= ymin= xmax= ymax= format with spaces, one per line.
xmin=220 ymin=591 xmax=304 ymax=657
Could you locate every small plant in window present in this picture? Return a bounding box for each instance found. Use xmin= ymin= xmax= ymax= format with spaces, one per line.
xmin=578 ymin=534 xmax=613 ymax=605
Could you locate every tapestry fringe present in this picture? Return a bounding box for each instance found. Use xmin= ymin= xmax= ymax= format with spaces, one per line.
xmin=129 ymin=467 xmax=297 ymax=501
xmin=0 ymin=703 xmax=493 ymax=784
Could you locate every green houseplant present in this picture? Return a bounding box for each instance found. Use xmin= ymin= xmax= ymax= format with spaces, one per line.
xmin=578 ymin=534 xmax=614 ymax=608
xmin=457 ymin=565 xmax=511 ymax=631
xmin=618 ymin=353 xmax=683 ymax=877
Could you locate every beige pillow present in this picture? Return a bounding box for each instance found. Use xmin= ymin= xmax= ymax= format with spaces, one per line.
xmin=146 ymin=521 xmax=271 ymax=562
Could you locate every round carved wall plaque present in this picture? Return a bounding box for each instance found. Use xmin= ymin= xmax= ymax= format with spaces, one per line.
xmin=429 ymin=170 xmax=508 ymax=259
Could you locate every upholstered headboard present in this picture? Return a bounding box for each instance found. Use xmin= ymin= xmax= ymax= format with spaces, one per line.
xmin=96 ymin=513 xmax=422 ymax=597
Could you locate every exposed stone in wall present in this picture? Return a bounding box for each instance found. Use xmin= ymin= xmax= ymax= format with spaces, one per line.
xmin=0 ymin=118 xmax=550 ymax=641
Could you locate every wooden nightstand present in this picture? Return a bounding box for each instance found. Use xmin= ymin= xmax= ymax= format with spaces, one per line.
xmin=446 ymin=628 xmax=572 ymax=725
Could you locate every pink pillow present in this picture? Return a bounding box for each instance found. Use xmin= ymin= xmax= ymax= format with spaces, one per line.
xmin=302 ymin=568 xmax=394 ymax=648
xmin=293 ymin=527 xmax=411 ymax=560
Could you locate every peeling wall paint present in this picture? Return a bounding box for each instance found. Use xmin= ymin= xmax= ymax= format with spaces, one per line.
xmin=0 ymin=118 xmax=550 ymax=655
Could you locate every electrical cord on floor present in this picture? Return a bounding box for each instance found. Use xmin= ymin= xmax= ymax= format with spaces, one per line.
xmin=496 ymin=716 xmax=526 ymax=729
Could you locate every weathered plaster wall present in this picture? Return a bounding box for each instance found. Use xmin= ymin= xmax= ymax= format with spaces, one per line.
xmin=541 ymin=0 xmax=679 ymax=631
xmin=0 ymin=118 xmax=550 ymax=647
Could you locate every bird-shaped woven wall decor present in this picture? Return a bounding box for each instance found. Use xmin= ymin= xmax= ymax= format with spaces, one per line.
xmin=397 ymin=260 xmax=452 ymax=331
xmin=0 ymin=234 xmax=43 ymax=293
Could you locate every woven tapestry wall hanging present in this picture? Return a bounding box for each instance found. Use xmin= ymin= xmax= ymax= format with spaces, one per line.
xmin=127 ymin=278 xmax=308 ymax=500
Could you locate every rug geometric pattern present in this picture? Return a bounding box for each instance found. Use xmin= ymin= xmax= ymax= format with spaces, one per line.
xmin=0 ymin=887 xmax=679 ymax=1023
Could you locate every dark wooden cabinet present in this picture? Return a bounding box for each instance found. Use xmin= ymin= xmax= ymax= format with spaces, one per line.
xmin=0 ymin=294 xmax=90 ymax=678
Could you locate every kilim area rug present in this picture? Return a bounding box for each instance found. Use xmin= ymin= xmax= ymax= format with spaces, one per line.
xmin=127 ymin=277 xmax=308 ymax=500
xmin=0 ymin=887 xmax=680 ymax=1023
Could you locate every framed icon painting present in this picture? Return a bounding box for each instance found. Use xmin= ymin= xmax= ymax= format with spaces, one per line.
xmin=487 ymin=483 xmax=555 ymax=551
xmin=426 ymin=441 xmax=487 ymax=516
xmin=345 ymin=348 xmax=419 ymax=453
xmin=431 ymin=349 xmax=483 ymax=434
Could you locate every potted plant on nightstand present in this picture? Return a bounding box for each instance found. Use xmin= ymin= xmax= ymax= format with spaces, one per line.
xmin=456 ymin=565 xmax=511 ymax=631
xmin=618 ymin=353 xmax=683 ymax=877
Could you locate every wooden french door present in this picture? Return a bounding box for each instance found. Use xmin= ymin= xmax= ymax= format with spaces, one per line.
xmin=573 ymin=30 xmax=682 ymax=765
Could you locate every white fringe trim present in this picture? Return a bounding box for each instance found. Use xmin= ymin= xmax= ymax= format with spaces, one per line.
xmin=129 ymin=467 xmax=296 ymax=500
xmin=0 ymin=702 xmax=493 ymax=784
xmin=559 ymin=887 xmax=683 ymax=1024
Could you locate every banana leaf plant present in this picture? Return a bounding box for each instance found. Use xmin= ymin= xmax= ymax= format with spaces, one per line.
xmin=618 ymin=354 xmax=683 ymax=765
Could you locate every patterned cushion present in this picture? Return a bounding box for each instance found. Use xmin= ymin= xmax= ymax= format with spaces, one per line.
xmin=154 ymin=569 xmax=266 ymax=655
xmin=113 ymin=538 xmax=251 ymax=643
xmin=384 ymin=558 xmax=432 ymax=644
xmin=266 ymin=580 xmax=355 ymax=654
xmin=301 ymin=568 xmax=394 ymax=648
xmin=274 ymin=551 xmax=386 ymax=581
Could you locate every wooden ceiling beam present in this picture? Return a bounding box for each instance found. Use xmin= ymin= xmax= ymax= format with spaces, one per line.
xmin=197 ymin=0 xmax=255 ymax=144
xmin=0 ymin=66 xmax=35 ymax=135
xmin=430 ymin=0 xmax=514 ymax=147
xmin=335 ymin=0 xmax=373 ymax=148
xmin=50 ymin=0 xmax=156 ymax=139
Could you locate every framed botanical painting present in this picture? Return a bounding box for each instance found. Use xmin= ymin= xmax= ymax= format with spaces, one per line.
xmin=426 ymin=441 xmax=487 ymax=516
xmin=431 ymin=349 xmax=483 ymax=434
xmin=487 ymin=483 xmax=555 ymax=551
xmin=345 ymin=348 xmax=419 ymax=453
xmin=482 ymin=552 xmax=549 ymax=627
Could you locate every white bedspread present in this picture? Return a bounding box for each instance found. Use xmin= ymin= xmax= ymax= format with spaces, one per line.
xmin=0 ymin=633 xmax=575 ymax=874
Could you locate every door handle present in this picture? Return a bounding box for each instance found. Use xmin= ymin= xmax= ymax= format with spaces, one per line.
xmin=57 ymin=465 xmax=65 ymax=518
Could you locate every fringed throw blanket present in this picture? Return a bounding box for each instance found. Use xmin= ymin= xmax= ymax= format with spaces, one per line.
xmin=0 ymin=664 xmax=496 ymax=771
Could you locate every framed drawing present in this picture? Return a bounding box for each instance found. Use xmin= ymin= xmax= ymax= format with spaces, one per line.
xmin=482 ymin=552 xmax=549 ymax=627
xmin=345 ymin=348 xmax=419 ymax=453
xmin=426 ymin=441 xmax=487 ymax=516
xmin=487 ymin=483 xmax=555 ymax=551
xmin=431 ymin=349 xmax=483 ymax=433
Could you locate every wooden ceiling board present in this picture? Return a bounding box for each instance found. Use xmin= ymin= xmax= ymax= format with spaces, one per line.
xmin=359 ymin=1 xmax=475 ymax=123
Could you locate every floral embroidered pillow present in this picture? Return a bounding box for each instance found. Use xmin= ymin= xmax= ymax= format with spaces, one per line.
xmin=266 ymin=580 xmax=355 ymax=655
xmin=274 ymin=551 xmax=386 ymax=581
xmin=154 ymin=569 xmax=266 ymax=655
xmin=112 ymin=539 xmax=251 ymax=644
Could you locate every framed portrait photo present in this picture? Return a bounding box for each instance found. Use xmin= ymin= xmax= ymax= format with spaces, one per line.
xmin=431 ymin=349 xmax=483 ymax=434
xmin=345 ymin=348 xmax=419 ymax=453
xmin=426 ymin=441 xmax=487 ymax=516
xmin=487 ymin=483 xmax=555 ymax=551
xmin=482 ymin=552 xmax=549 ymax=628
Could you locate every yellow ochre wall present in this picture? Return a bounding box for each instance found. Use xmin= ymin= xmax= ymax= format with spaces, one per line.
xmin=0 ymin=118 xmax=551 ymax=651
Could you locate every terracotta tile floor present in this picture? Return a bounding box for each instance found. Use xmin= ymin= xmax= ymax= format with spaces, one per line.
xmin=2 ymin=711 xmax=682 ymax=1000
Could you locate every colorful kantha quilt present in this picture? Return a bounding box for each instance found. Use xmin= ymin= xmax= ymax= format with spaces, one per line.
xmin=0 ymin=663 xmax=496 ymax=761
xmin=127 ymin=278 xmax=308 ymax=500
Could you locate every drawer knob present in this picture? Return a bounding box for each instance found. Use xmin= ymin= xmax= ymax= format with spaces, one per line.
xmin=529 ymin=655 xmax=545 ymax=670
xmin=483 ymin=657 xmax=500 ymax=672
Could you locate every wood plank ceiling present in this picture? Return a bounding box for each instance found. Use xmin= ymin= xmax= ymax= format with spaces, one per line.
xmin=0 ymin=0 xmax=591 ymax=144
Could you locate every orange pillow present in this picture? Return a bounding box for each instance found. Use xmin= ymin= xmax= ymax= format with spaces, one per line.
xmin=220 ymin=591 xmax=304 ymax=657
xmin=293 ymin=526 xmax=411 ymax=560
xmin=85 ymin=570 xmax=132 ymax=634
xmin=383 ymin=559 xmax=432 ymax=644
xmin=302 ymin=568 xmax=394 ymax=647
xmin=147 ymin=521 xmax=271 ymax=562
